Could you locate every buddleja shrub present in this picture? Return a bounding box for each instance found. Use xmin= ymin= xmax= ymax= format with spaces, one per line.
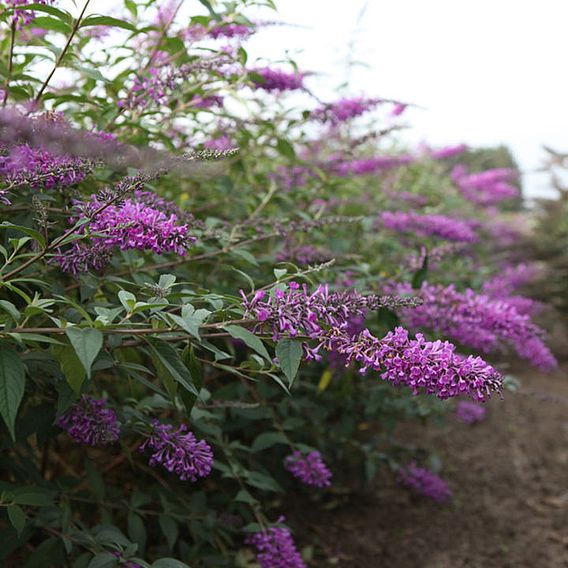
xmin=0 ymin=0 xmax=557 ymax=566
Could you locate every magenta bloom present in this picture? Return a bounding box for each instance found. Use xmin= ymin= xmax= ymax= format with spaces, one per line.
xmin=246 ymin=519 xmax=306 ymax=568
xmin=398 ymin=463 xmax=452 ymax=502
xmin=140 ymin=420 xmax=213 ymax=482
xmin=332 ymin=154 xmax=414 ymax=176
xmin=455 ymin=401 xmax=486 ymax=424
xmin=393 ymin=282 xmax=557 ymax=371
xmin=6 ymin=0 xmax=53 ymax=29
xmin=285 ymin=451 xmax=332 ymax=488
xmin=56 ymin=396 xmax=120 ymax=446
xmin=80 ymin=195 xmax=195 ymax=255
xmin=250 ymin=67 xmax=304 ymax=91
xmin=0 ymin=143 xmax=92 ymax=189
xmin=429 ymin=143 xmax=468 ymax=160
xmin=312 ymin=97 xmax=381 ymax=124
xmin=380 ymin=211 xmax=478 ymax=243
xmin=325 ymin=326 xmax=502 ymax=402
xmin=451 ymin=165 xmax=520 ymax=205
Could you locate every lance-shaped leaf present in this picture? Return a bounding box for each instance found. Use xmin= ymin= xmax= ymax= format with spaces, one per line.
xmin=0 ymin=343 xmax=26 ymax=441
xmin=65 ymin=327 xmax=103 ymax=378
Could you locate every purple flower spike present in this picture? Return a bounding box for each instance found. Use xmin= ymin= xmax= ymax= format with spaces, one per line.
xmin=250 ymin=67 xmax=304 ymax=92
xmin=246 ymin=518 xmax=306 ymax=568
xmin=56 ymin=396 xmax=120 ymax=446
xmin=455 ymin=401 xmax=486 ymax=424
xmin=398 ymin=463 xmax=452 ymax=502
xmin=140 ymin=420 xmax=213 ymax=482
xmin=285 ymin=451 xmax=332 ymax=488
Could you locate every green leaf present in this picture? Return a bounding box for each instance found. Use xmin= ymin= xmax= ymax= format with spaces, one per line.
xmin=251 ymin=431 xmax=288 ymax=452
xmin=53 ymin=344 xmax=86 ymax=395
xmin=0 ymin=222 xmax=46 ymax=248
xmin=276 ymin=138 xmax=296 ymax=160
xmin=65 ymin=328 xmax=103 ymax=378
xmin=80 ymin=15 xmax=136 ymax=31
xmin=223 ymin=325 xmax=270 ymax=361
xmin=118 ymin=290 xmax=136 ymax=312
xmin=24 ymin=3 xmax=72 ymax=23
xmin=12 ymin=486 xmax=56 ymax=506
xmin=127 ymin=512 xmax=147 ymax=556
xmin=87 ymin=554 xmax=119 ymax=568
xmin=0 ymin=300 xmax=20 ymax=323
xmin=158 ymin=514 xmax=179 ymax=550
xmin=146 ymin=338 xmax=199 ymax=396
xmin=0 ymin=343 xmax=25 ymax=441
xmin=275 ymin=339 xmax=302 ymax=385
xmin=152 ymin=560 xmax=191 ymax=568
xmin=169 ymin=304 xmax=210 ymax=339
xmin=179 ymin=345 xmax=203 ymax=417
xmin=31 ymin=16 xmax=71 ymax=33
xmin=411 ymin=253 xmax=428 ymax=289
xmin=7 ymin=505 xmax=26 ymax=538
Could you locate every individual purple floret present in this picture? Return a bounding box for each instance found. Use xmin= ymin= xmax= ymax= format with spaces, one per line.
xmin=56 ymin=396 xmax=120 ymax=446
xmin=398 ymin=463 xmax=452 ymax=502
xmin=285 ymin=451 xmax=332 ymax=488
xmin=246 ymin=519 xmax=306 ymax=568
xmin=140 ymin=420 xmax=213 ymax=482
xmin=455 ymin=401 xmax=486 ymax=424
xmin=379 ymin=211 xmax=478 ymax=243
xmin=250 ymin=67 xmax=304 ymax=92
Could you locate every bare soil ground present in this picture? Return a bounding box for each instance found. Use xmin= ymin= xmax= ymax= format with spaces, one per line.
xmin=291 ymin=363 xmax=568 ymax=567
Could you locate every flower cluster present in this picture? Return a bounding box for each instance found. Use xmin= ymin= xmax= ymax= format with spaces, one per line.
xmin=119 ymin=67 xmax=177 ymax=110
xmin=184 ymin=19 xmax=255 ymax=41
xmin=284 ymin=451 xmax=333 ymax=487
xmin=80 ymin=194 xmax=195 ymax=254
xmin=276 ymin=243 xmax=332 ymax=265
xmin=56 ymin=396 xmax=120 ymax=446
xmin=246 ymin=520 xmax=306 ymax=568
xmin=250 ymin=67 xmax=304 ymax=91
xmin=325 ymin=326 xmax=502 ymax=401
xmin=140 ymin=420 xmax=213 ymax=482
xmin=0 ymin=143 xmax=93 ymax=189
xmin=393 ymin=282 xmax=557 ymax=370
xmin=5 ymin=0 xmax=53 ymax=29
xmin=455 ymin=401 xmax=486 ymax=424
xmin=332 ymin=154 xmax=414 ymax=176
xmin=241 ymin=282 xmax=421 ymax=359
xmin=380 ymin=211 xmax=478 ymax=243
xmin=428 ymin=143 xmax=468 ymax=160
xmin=451 ymin=165 xmax=520 ymax=205
xmin=312 ymin=97 xmax=381 ymax=124
xmin=398 ymin=463 xmax=452 ymax=502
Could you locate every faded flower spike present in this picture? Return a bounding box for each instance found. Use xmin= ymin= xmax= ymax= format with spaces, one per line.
xmin=398 ymin=463 xmax=452 ymax=502
xmin=56 ymin=396 xmax=120 ymax=446
xmin=285 ymin=450 xmax=333 ymax=488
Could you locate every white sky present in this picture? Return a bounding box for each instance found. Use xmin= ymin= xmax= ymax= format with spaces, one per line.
xmin=65 ymin=0 xmax=568 ymax=199
xmin=244 ymin=0 xmax=568 ymax=199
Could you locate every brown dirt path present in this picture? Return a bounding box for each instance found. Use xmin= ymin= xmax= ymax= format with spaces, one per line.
xmin=292 ymin=364 xmax=568 ymax=567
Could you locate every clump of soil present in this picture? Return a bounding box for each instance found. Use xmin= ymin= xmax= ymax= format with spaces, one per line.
xmin=289 ymin=364 xmax=568 ymax=567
